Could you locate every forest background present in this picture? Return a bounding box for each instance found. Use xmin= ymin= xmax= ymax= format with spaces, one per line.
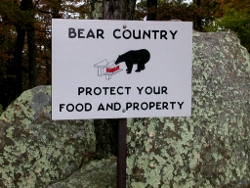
xmin=0 ymin=0 xmax=249 ymax=109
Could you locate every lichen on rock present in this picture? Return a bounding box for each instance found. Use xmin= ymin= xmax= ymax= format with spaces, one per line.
xmin=48 ymin=156 xmax=117 ymax=188
xmin=126 ymin=31 xmax=250 ymax=188
xmin=0 ymin=86 xmax=96 ymax=188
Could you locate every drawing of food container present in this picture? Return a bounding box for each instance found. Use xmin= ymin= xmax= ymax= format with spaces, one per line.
xmin=94 ymin=59 xmax=123 ymax=80
xmin=94 ymin=59 xmax=108 ymax=76
xmin=106 ymin=64 xmax=120 ymax=73
xmin=104 ymin=62 xmax=123 ymax=80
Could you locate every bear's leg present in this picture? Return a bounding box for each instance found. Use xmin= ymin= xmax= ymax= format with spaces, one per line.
xmin=136 ymin=63 xmax=145 ymax=72
xmin=126 ymin=62 xmax=133 ymax=74
xmin=135 ymin=68 xmax=141 ymax=72
xmin=135 ymin=63 xmax=141 ymax=72
xmin=141 ymin=64 xmax=145 ymax=70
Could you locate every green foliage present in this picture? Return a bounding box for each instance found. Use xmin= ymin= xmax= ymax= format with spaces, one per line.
xmin=135 ymin=0 xmax=147 ymax=20
xmin=0 ymin=0 xmax=91 ymax=108
xmin=136 ymin=0 xmax=250 ymax=51
xmin=220 ymin=9 xmax=250 ymax=52
xmin=206 ymin=8 xmax=250 ymax=52
xmin=135 ymin=0 xmax=219 ymax=31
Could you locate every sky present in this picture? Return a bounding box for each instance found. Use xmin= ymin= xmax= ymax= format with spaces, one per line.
xmin=184 ymin=0 xmax=192 ymax=3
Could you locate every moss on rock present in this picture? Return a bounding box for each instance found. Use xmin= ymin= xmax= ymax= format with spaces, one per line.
xmin=48 ymin=156 xmax=117 ymax=188
xmin=126 ymin=32 xmax=250 ymax=187
xmin=0 ymin=86 xmax=96 ymax=188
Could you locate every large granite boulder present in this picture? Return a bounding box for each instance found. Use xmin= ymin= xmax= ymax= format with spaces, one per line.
xmin=0 ymin=86 xmax=96 ymax=188
xmin=94 ymin=119 xmax=118 ymax=159
xmin=48 ymin=156 xmax=117 ymax=188
xmin=126 ymin=31 xmax=250 ymax=187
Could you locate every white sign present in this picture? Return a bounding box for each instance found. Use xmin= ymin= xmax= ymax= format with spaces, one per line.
xmin=52 ymin=19 xmax=192 ymax=120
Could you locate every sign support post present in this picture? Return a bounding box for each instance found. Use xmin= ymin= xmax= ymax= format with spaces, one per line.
xmin=117 ymin=118 xmax=127 ymax=188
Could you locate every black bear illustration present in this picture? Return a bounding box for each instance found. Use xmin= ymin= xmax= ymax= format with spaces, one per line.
xmin=114 ymin=49 xmax=150 ymax=74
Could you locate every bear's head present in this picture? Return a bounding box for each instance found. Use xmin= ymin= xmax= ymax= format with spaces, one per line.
xmin=114 ymin=55 xmax=122 ymax=65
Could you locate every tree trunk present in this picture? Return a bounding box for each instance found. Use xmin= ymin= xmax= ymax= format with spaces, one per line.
xmin=12 ymin=27 xmax=25 ymax=97
xmin=91 ymin=0 xmax=136 ymax=159
xmin=27 ymin=27 xmax=37 ymax=87
xmin=52 ymin=0 xmax=62 ymax=18
xmin=12 ymin=0 xmax=37 ymax=98
xmin=103 ymin=0 xmax=136 ymax=20
xmin=27 ymin=27 xmax=37 ymax=88
xmin=147 ymin=0 xmax=157 ymax=20
xmin=194 ymin=0 xmax=202 ymax=31
xmin=91 ymin=0 xmax=136 ymax=20
xmin=93 ymin=119 xmax=118 ymax=159
xmin=26 ymin=0 xmax=37 ymax=88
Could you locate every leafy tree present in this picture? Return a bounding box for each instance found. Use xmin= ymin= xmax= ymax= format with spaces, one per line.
xmin=0 ymin=7 xmax=17 ymax=107
xmin=103 ymin=0 xmax=136 ymax=19
xmin=209 ymin=8 xmax=250 ymax=52
xmin=0 ymin=0 xmax=39 ymax=103
xmin=135 ymin=0 xmax=219 ymax=31
xmin=135 ymin=0 xmax=191 ymax=21
xmin=0 ymin=0 xmax=27 ymax=104
xmin=147 ymin=0 xmax=157 ymax=20
xmin=216 ymin=0 xmax=250 ymax=13
xmin=206 ymin=0 xmax=250 ymax=52
xmin=192 ymin=0 xmax=219 ymax=31
xmin=0 ymin=0 xmax=91 ymax=108
xmin=134 ymin=0 xmax=147 ymax=20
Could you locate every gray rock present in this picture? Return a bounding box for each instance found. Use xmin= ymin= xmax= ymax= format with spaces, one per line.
xmin=126 ymin=31 xmax=250 ymax=187
xmin=0 ymin=86 xmax=96 ymax=188
xmin=94 ymin=119 xmax=118 ymax=159
xmin=48 ymin=156 xmax=117 ymax=188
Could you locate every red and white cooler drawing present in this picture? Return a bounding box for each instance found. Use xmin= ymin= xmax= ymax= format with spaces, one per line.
xmin=94 ymin=59 xmax=123 ymax=80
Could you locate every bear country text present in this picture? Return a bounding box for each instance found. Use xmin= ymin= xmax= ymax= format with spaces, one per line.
xmin=68 ymin=28 xmax=178 ymax=40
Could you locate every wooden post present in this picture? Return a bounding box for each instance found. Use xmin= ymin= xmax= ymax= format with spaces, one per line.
xmin=117 ymin=118 xmax=127 ymax=188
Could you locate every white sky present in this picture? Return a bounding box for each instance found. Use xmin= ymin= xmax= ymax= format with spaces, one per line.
xmin=184 ymin=0 xmax=192 ymax=3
